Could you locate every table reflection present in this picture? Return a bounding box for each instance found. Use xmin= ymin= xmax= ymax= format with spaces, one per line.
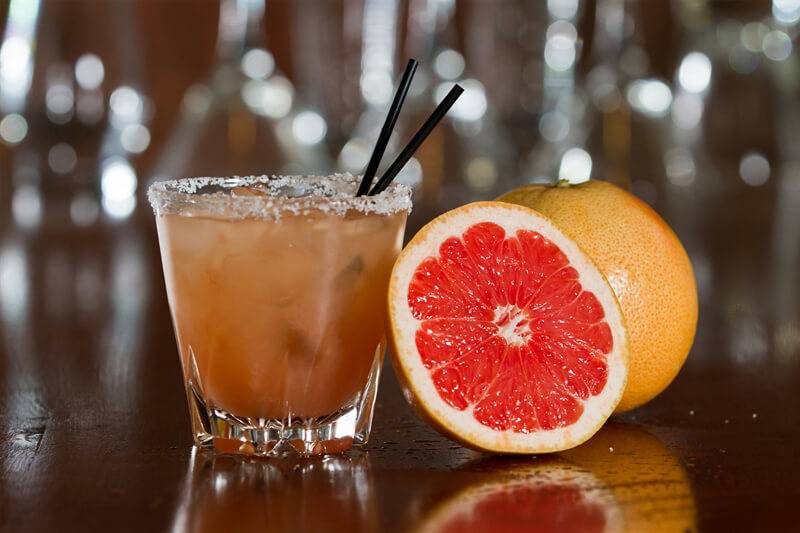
xmin=169 ymin=423 xmax=695 ymax=533
xmin=172 ymin=450 xmax=378 ymax=533
xmin=417 ymin=460 xmax=623 ymax=533
xmin=417 ymin=423 xmax=696 ymax=533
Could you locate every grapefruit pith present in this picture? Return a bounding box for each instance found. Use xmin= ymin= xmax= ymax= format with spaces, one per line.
xmin=498 ymin=181 xmax=697 ymax=412
xmin=387 ymin=202 xmax=628 ymax=454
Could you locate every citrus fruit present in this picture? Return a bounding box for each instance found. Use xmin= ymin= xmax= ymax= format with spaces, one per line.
xmin=498 ymin=181 xmax=697 ymax=412
xmin=560 ymin=423 xmax=697 ymax=532
xmin=417 ymin=460 xmax=623 ymax=533
xmin=387 ymin=202 xmax=628 ymax=454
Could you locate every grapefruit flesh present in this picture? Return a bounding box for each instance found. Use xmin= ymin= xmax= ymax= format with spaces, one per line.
xmin=498 ymin=181 xmax=697 ymax=412
xmin=388 ymin=202 xmax=628 ymax=453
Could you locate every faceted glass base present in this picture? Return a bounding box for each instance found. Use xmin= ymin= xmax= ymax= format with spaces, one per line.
xmin=184 ymin=354 xmax=383 ymax=457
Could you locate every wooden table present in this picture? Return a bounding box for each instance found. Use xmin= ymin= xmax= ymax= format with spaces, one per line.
xmin=1 ymin=168 xmax=798 ymax=532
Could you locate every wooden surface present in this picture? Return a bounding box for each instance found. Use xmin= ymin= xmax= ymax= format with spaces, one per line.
xmin=1 ymin=176 xmax=799 ymax=532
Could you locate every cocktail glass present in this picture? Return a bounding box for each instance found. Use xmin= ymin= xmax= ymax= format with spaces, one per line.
xmin=147 ymin=174 xmax=411 ymax=456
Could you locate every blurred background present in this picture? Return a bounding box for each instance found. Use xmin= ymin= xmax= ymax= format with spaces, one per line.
xmin=1 ymin=0 xmax=799 ymax=375
xmin=2 ymin=0 xmax=799 ymax=364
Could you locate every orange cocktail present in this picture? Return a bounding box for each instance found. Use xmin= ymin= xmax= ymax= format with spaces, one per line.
xmin=149 ymin=174 xmax=410 ymax=456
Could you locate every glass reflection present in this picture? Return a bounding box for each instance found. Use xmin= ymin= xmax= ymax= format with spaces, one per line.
xmin=172 ymin=450 xmax=378 ymax=533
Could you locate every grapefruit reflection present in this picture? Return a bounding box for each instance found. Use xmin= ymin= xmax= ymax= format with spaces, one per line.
xmin=560 ymin=423 xmax=697 ymax=532
xmin=417 ymin=424 xmax=695 ymax=533
xmin=417 ymin=460 xmax=622 ymax=533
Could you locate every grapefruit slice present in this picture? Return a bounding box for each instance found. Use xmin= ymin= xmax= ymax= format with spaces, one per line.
xmin=387 ymin=202 xmax=628 ymax=453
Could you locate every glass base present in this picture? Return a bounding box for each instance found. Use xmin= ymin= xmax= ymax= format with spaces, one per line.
xmin=184 ymin=356 xmax=382 ymax=458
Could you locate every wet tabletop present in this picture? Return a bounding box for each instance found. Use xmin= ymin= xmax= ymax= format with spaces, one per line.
xmin=1 ymin=178 xmax=799 ymax=532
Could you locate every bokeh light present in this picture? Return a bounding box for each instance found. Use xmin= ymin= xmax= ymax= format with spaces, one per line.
xmin=664 ymin=148 xmax=696 ymax=187
xmin=12 ymin=184 xmax=41 ymax=228
xmin=292 ymin=110 xmax=327 ymax=145
xmin=46 ymin=83 xmax=74 ymax=119
xmin=547 ymin=0 xmax=579 ymax=19
xmin=394 ymin=157 xmax=423 ymax=189
xmin=772 ymin=0 xmax=800 ymax=24
xmin=182 ymin=84 xmax=213 ymax=116
xmin=437 ymin=79 xmax=487 ymax=122
xmin=0 ymin=113 xmax=28 ymax=144
xmin=75 ymin=54 xmax=104 ymax=90
xmin=101 ymin=157 xmax=137 ymax=219
xmin=558 ymin=148 xmax=592 ymax=183
xmin=242 ymin=76 xmax=294 ymax=119
xmin=0 ymin=36 xmax=31 ymax=88
xmin=70 ymin=192 xmax=99 ymax=227
xmin=338 ymin=138 xmax=370 ymax=173
xmin=539 ymin=111 xmax=570 ymax=142
xmin=544 ymin=32 xmax=576 ymax=72
xmin=47 ymin=143 xmax=77 ymax=174
xmin=763 ymin=30 xmax=792 ymax=61
xmin=678 ymin=52 xmax=712 ymax=93
xmin=360 ymin=70 xmax=393 ymax=106
xmin=110 ymin=86 xmax=143 ymax=125
xmin=739 ymin=152 xmax=770 ymax=186
xmin=626 ymin=79 xmax=673 ymax=117
xmin=241 ymin=48 xmax=275 ymax=80
xmin=740 ymin=22 xmax=768 ymax=53
xmin=121 ymin=124 xmax=151 ymax=154
xmin=434 ymin=49 xmax=465 ymax=80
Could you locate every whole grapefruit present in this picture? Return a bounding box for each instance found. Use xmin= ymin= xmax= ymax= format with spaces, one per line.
xmin=498 ymin=180 xmax=697 ymax=412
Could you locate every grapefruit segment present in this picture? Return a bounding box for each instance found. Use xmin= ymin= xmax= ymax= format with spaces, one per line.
xmin=388 ymin=202 xmax=628 ymax=453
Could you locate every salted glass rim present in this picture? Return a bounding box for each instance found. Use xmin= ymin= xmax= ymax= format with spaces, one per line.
xmin=147 ymin=173 xmax=412 ymax=220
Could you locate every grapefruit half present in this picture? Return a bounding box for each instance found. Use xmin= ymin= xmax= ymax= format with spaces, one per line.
xmin=387 ymin=202 xmax=628 ymax=454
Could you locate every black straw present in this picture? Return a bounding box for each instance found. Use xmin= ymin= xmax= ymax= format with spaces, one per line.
xmin=368 ymin=84 xmax=464 ymax=196
xmin=356 ymin=59 xmax=419 ymax=196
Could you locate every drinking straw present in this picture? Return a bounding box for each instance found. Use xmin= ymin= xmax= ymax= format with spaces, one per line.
xmin=356 ymin=59 xmax=419 ymax=196
xmin=368 ymin=84 xmax=464 ymax=196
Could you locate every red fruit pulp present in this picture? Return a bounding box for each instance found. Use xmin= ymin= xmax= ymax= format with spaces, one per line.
xmin=408 ymin=222 xmax=613 ymax=432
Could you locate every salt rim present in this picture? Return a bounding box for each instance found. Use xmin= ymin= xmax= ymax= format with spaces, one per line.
xmin=147 ymin=173 xmax=412 ymax=220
